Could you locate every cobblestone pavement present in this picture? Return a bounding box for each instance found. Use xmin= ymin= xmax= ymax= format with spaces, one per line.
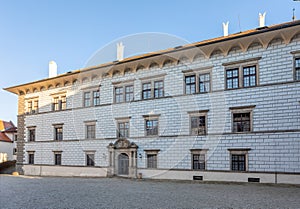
xmin=1 ymin=175 xmax=300 ymax=209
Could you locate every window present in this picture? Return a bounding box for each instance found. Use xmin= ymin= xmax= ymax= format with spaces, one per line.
xmin=226 ymin=69 xmax=239 ymax=89
xmin=199 ymin=73 xmax=210 ymax=93
xmin=189 ymin=110 xmax=208 ymax=135
xmin=125 ymin=85 xmax=134 ymax=102
xmin=224 ymin=61 xmax=259 ymax=89
xmin=84 ymin=92 xmax=91 ymax=107
xmin=192 ymin=154 xmax=206 ymax=170
xmin=142 ymin=82 xmax=152 ymax=99
xmin=185 ymin=75 xmax=196 ymax=94
xmin=243 ymin=66 xmax=256 ymax=87
xmin=86 ymin=124 xmax=96 ymax=139
xmin=233 ymin=113 xmax=251 ymax=132
xmin=54 ymin=153 xmax=62 ymax=165
xmin=28 ymin=153 xmax=34 ymax=164
xmin=118 ymin=122 xmax=129 ymax=138
xmin=52 ymin=95 xmax=66 ymax=111
xmin=230 ymin=106 xmax=255 ymax=133
xmin=93 ymin=90 xmax=100 ymax=106
xmin=190 ymin=149 xmax=208 ymax=170
xmin=54 ymin=125 xmax=63 ymax=141
xmin=154 ymin=80 xmax=164 ymax=98
xmin=147 ymin=154 xmax=157 ymax=168
xmin=145 ymin=119 xmax=158 ymax=136
xmin=295 ymin=57 xmax=300 ymax=80
xmin=86 ymin=153 xmax=95 ymax=166
xmin=228 ymin=148 xmax=250 ymax=172
xmin=145 ymin=150 xmax=159 ymax=169
xmin=28 ymin=128 xmax=36 ymax=142
xmin=26 ymin=98 xmax=39 ymax=114
xmin=115 ymin=87 xmax=123 ymax=103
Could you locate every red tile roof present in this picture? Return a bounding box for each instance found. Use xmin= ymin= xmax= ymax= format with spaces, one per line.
xmin=0 ymin=132 xmax=12 ymax=143
xmin=0 ymin=120 xmax=16 ymax=132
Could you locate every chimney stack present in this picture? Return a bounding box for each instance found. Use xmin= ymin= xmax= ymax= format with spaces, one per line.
xmin=117 ymin=42 xmax=124 ymax=61
xmin=49 ymin=61 xmax=57 ymax=78
xmin=223 ymin=21 xmax=229 ymax=36
xmin=259 ymin=12 xmax=266 ymax=27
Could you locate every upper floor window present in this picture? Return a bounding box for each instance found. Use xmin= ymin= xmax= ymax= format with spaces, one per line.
xmin=295 ymin=57 xmax=300 ymax=80
xmin=142 ymin=82 xmax=152 ymax=99
xmin=188 ymin=110 xmax=208 ymax=135
xmin=143 ymin=115 xmax=160 ymax=136
xmin=114 ymin=85 xmax=134 ymax=103
xmin=86 ymin=124 xmax=96 ymax=139
xmin=53 ymin=124 xmax=63 ymax=141
xmin=28 ymin=127 xmax=36 ymax=142
xmin=118 ymin=121 xmax=129 ymax=138
xmin=230 ymin=106 xmax=255 ymax=133
xmin=83 ymin=89 xmax=100 ymax=107
xmin=154 ymin=80 xmax=164 ymax=98
xmin=184 ymin=69 xmax=212 ymax=94
xmin=26 ymin=98 xmax=39 ymax=114
xmin=142 ymin=80 xmax=164 ymax=100
xmin=223 ymin=58 xmax=260 ymax=90
xmin=52 ymin=94 xmax=66 ymax=111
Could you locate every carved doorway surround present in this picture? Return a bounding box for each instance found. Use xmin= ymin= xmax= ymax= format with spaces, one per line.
xmin=107 ymin=139 xmax=138 ymax=178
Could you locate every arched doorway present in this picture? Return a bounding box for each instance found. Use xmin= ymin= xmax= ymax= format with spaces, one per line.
xmin=107 ymin=139 xmax=138 ymax=178
xmin=118 ymin=153 xmax=129 ymax=175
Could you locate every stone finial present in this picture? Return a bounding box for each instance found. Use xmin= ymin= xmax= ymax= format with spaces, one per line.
xmin=49 ymin=61 xmax=57 ymax=78
xmin=117 ymin=42 xmax=124 ymax=61
xmin=223 ymin=21 xmax=229 ymax=37
xmin=259 ymin=12 xmax=266 ymax=27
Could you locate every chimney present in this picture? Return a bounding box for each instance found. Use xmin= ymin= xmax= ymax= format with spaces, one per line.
xmin=259 ymin=12 xmax=266 ymax=27
xmin=117 ymin=42 xmax=124 ymax=61
xmin=49 ymin=61 xmax=57 ymax=78
xmin=223 ymin=21 xmax=229 ymax=36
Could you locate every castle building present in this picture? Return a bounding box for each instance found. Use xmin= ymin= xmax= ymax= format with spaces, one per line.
xmin=5 ymin=20 xmax=300 ymax=184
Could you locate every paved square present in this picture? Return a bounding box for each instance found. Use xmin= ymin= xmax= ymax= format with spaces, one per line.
xmin=1 ymin=175 xmax=300 ymax=208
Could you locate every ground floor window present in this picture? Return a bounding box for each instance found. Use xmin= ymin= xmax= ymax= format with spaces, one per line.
xmin=192 ymin=154 xmax=206 ymax=170
xmin=28 ymin=153 xmax=34 ymax=164
xmin=54 ymin=153 xmax=62 ymax=165
xmin=145 ymin=150 xmax=160 ymax=169
xmin=86 ymin=153 xmax=95 ymax=166
xmin=228 ymin=148 xmax=250 ymax=172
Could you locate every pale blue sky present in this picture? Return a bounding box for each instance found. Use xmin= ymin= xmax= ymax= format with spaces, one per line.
xmin=0 ymin=0 xmax=297 ymax=124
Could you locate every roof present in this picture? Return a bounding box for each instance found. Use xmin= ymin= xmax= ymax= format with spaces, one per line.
xmin=0 ymin=120 xmax=17 ymax=132
xmin=4 ymin=20 xmax=300 ymax=94
xmin=0 ymin=132 xmax=12 ymax=143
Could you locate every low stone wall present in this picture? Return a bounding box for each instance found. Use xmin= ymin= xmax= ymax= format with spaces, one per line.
xmin=23 ymin=165 xmax=107 ymax=177
xmin=138 ymin=169 xmax=300 ymax=185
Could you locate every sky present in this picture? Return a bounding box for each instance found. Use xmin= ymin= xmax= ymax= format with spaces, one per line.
xmin=0 ymin=0 xmax=298 ymax=124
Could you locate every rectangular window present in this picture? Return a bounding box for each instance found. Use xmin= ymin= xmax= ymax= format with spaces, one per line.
xmin=86 ymin=125 xmax=96 ymax=139
xmin=243 ymin=66 xmax=256 ymax=87
xmin=154 ymin=80 xmax=164 ymax=98
xmin=115 ymin=87 xmax=123 ymax=103
xmin=147 ymin=154 xmax=157 ymax=168
xmin=295 ymin=57 xmax=300 ymax=80
xmin=84 ymin=92 xmax=91 ymax=107
xmin=93 ymin=90 xmax=100 ymax=106
xmin=86 ymin=153 xmax=95 ymax=166
xmin=145 ymin=119 xmax=158 ymax=136
xmin=199 ymin=73 xmax=210 ymax=93
xmin=191 ymin=116 xmax=206 ymax=135
xmin=61 ymin=96 xmax=66 ymax=110
xmin=233 ymin=113 xmax=251 ymax=132
xmin=54 ymin=153 xmax=62 ymax=165
xmin=118 ymin=122 xmax=129 ymax=138
xmin=28 ymin=153 xmax=34 ymax=164
xmin=53 ymin=97 xmax=59 ymax=111
xmin=125 ymin=85 xmax=134 ymax=102
xmin=192 ymin=154 xmax=206 ymax=170
xmin=231 ymin=154 xmax=246 ymax=171
xmin=54 ymin=126 xmax=63 ymax=141
xmin=226 ymin=69 xmax=239 ymax=89
xmin=142 ymin=82 xmax=152 ymax=99
xmin=33 ymin=100 xmax=39 ymax=113
xmin=27 ymin=101 xmax=33 ymax=113
xmin=28 ymin=128 xmax=36 ymax=142
xmin=185 ymin=75 xmax=196 ymax=94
